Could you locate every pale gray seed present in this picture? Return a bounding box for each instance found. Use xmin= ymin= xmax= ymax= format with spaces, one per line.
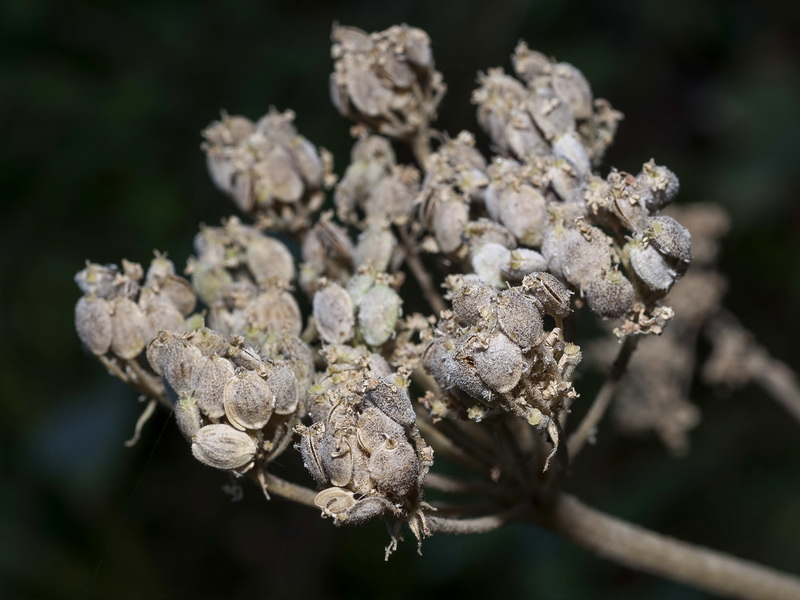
xmin=473 ymin=332 xmax=524 ymax=394
xmin=255 ymin=147 xmax=304 ymax=202
xmin=530 ymin=89 xmax=575 ymax=141
xmin=75 ymin=263 xmax=119 ymax=299
xmin=497 ymin=289 xmax=545 ymax=348
xmin=190 ymin=262 xmax=233 ymax=306
xmin=110 ymin=296 xmax=148 ymax=359
xmin=496 ymin=184 xmax=548 ymax=247
xmin=141 ymin=296 xmax=185 ymax=342
xmin=471 ymin=243 xmax=510 ymax=289
xmin=347 ymin=63 xmax=393 ymax=117
xmin=191 ymin=424 xmax=256 ymax=470
xmin=354 ymin=225 xmax=396 ymax=272
xmin=300 ymin=428 xmax=327 ymax=486
xmin=644 ymin=216 xmax=692 ymax=266
xmin=247 ymin=289 xmax=303 ymax=337
xmin=358 ymin=284 xmax=401 ymax=347
xmin=190 ymin=354 xmax=236 ymax=419
xmin=379 ymin=53 xmax=416 ymax=88
xmin=223 ymin=371 xmax=273 ymax=431
xmin=314 ymin=283 xmax=355 ymax=344
xmin=75 ymin=296 xmax=113 ymax=356
xmin=629 ymin=242 xmax=677 ymax=292
xmin=288 ymin=136 xmax=324 ymax=186
xmin=552 ymin=62 xmax=593 ymax=120
xmin=432 ymin=199 xmax=468 ymax=254
xmin=332 ymin=24 xmax=373 ymax=53
xmin=245 ymin=236 xmax=296 ymax=287
xmin=175 ymin=395 xmax=203 ymax=440
xmin=264 ymin=362 xmax=300 ymax=415
xmin=522 ymin=272 xmax=572 ymax=318
xmin=552 ymin=131 xmax=591 ymax=179
xmin=585 ymin=273 xmax=635 ymax=318
xmin=320 ymin=430 xmax=354 ymax=488
xmin=501 ymin=248 xmax=547 ymax=281
xmin=446 ymin=349 xmax=493 ymax=401
xmin=356 ymin=406 xmax=406 ymax=454
xmin=314 ymin=487 xmax=358 ymax=516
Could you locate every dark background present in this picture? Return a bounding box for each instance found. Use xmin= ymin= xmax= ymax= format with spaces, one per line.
xmin=3 ymin=0 xmax=800 ymax=598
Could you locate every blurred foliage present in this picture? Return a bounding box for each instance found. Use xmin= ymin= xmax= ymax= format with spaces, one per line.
xmin=2 ymin=0 xmax=799 ymax=598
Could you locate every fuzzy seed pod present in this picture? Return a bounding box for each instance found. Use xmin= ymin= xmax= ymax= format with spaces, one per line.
xmin=368 ymin=441 xmax=419 ymax=498
xmin=358 ymin=284 xmax=401 ymax=347
xmin=522 ymin=272 xmax=572 ymax=318
xmin=75 ymin=296 xmax=113 ymax=356
xmin=263 ymin=363 xmax=300 ymax=415
xmin=191 ymin=424 xmax=257 ymax=470
xmin=223 ymin=371 xmax=273 ymax=431
xmin=110 ymin=297 xmax=148 ymax=360
xmin=471 ymin=243 xmax=512 ymax=289
xmin=190 ymin=354 xmax=236 ymax=419
xmin=356 ymin=406 xmax=406 ymax=453
xmin=364 ymin=378 xmax=416 ymax=428
xmin=585 ymin=272 xmax=635 ymax=319
xmin=502 ymin=248 xmax=548 ymax=281
xmin=175 ymin=396 xmax=203 ymax=440
xmin=552 ymin=62 xmax=593 ymax=120
xmin=247 ymin=289 xmax=303 ymax=337
xmin=314 ymin=283 xmax=355 ymax=344
xmin=245 ymin=236 xmax=296 ymax=287
xmin=473 ymin=332 xmax=524 ymax=394
xmin=452 ymin=280 xmax=497 ymax=327
xmin=497 ymin=289 xmax=545 ymax=348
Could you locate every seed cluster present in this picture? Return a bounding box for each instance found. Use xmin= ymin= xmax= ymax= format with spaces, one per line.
xmin=299 ymin=345 xmax=431 ymax=525
xmin=202 ymin=109 xmax=335 ymax=232
xmin=330 ymin=24 xmax=445 ymax=140
xmin=75 ymin=255 xmax=195 ymax=360
xmin=424 ymin=274 xmax=580 ymax=435
xmin=147 ymin=328 xmax=311 ymax=473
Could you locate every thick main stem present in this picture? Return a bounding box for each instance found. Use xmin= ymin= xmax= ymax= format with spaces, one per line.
xmin=547 ymin=494 xmax=800 ymax=600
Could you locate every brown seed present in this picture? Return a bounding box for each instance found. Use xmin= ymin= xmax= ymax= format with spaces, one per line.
xmin=364 ymin=377 xmax=416 ymax=428
xmin=497 ymin=289 xmax=545 ymax=348
xmin=264 ymin=362 xmax=299 ymax=415
xmin=368 ymin=440 xmax=419 ymax=498
xmin=452 ymin=280 xmax=497 ymax=326
xmin=223 ymin=371 xmax=273 ymax=431
xmin=356 ymin=406 xmax=405 ymax=453
xmin=522 ymin=272 xmax=572 ymax=318
xmin=191 ymin=423 xmax=256 ymax=470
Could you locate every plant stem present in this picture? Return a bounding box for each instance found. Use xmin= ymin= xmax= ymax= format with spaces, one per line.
xmin=568 ymin=335 xmax=639 ymax=458
xmin=262 ymin=472 xmax=318 ymax=508
xmin=545 ymin=493 xmax=800 ymax=600
xmin=397 ymin=226 xmax=447 ymax=316
xmin=427 ymin=504 xmax=529 ymax=535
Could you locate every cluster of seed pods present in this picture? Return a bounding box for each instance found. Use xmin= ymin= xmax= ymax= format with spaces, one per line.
xmin=146 ymin=328 xmax=311 ymax=474
xmin=187 ymin=217 xmax=303 ymax=339
xmin=202 ymin=108 xmax=334 ymax=232
xmin=424 ymin=273 xmax=581 ymax=438
xmin=330 ymin=24 xmax=445 ymax=140
xmin=299 ymin=345 xmax=431 ymax=525
xmin=75 ymin=255 xmax=196 ymax=360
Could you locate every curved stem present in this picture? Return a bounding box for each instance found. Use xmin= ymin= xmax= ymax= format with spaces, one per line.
xmin=545 ymin=494 xmax=800 ymax=600
xmin=568 ymin=336 xmax=639 ymax=458
xmin=396 ymin=226 xmax=447 ymax=316
xmin=427 ymin=504 xmax=529 ymax=535
xmin=262 ymin=472 xmax=318 ymax=508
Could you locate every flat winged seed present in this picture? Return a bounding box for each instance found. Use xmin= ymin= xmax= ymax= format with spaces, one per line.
xmin=223 ymin=371 xmax=273 ymax=431
xmin=191 ymin=424 xmax=256 ymax=470
xmin=368 ymin=441 xmax=419 ymax=498
xmin=314 ymin=283 xmax=355 ymax=344
xmin=289 ymin=136 xmax=324 ymax=185
xmin=523 ymin=272 xmax=572 ymax=318
xmin=474 ymin=333 xmax=523 ymax=394
xmin=257 ymin=147 xmax=304 ymax=202
xmin=320 ymin=431 xmax=354 ymax=488
xmin=364 ymin=378 xmax=416 ymax=427
xmin=163 ymin=344 xmax=204 ymax=398
xmin=629 ymin=242 xmax=676 ymax=292
xmin=645 ymin=216 xmax=692 ymax=265
xmin=497 ymin=289 xmax=545 ymax=348
xmin=552 ymin=62 xmax=593 ymax=120
xmin=142 ymin=297 xmax=185 ymax=342
xmin=157 ymin=276 xmax=197 ymax=316
xmin=300 ymin=429 xmax=327 ymax=486
xmin=245 ymin=236 xmax=296 ymax=286
xmin=452 ymin=280 xmax=497 ymax=326
xmin=358 ymin=284 xmax=401 ymax=347
xmin=314 ymin=487 xmax=358 ymax=516
xmin=585 ymin=273 xmax=635 ymax=318
xmin=110 ymin=297 xmax=148 ymax=359
xmin=445 ymin=350 xmax=493 ymax=400
xmin=264 ymin=363 xmax=299 ymax=415
xmin=248 ymin=289 xmax=303 ymax=337
xmin=356 ymin=406 xmax=406 ymax=453
xmin=501 ymin=248 xmax=547 ymax=281
xmin=190 ymin=355 xmax=236 ymax=419
xmin=175 ymin=396 xmax=203 ymax=440
xmin=496 ymin=185 xmax=548 ymax=247
xmin=75 ymin=296 xmax=113 ymax=355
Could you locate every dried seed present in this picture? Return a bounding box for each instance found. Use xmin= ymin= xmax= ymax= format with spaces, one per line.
xmin=473 ymin=332 xmax=524 ymax=394
xmin=110 ymin=297 xmax=148 ymax=359
xmin=314 ymin=283 xmax=355 ymax=344
xmin=175 ymin=395 xmax=203 ymax=440
xmin=223 ymin=371 xmax=273 ymax=431
xmin=497 ymin=289 xmax=545 ymax=348
xmin=264 ymin=362 xmax=299 ymax=415
xmin=190 ymin=354 xmax=236 ymax=419
xmin=357 ymin=284 xmax=401 ymax=347
xmin=368 ymin=440 xmax=418 ymax=497
xmin=452 ymin=280 xmax=497 ymax=326
xmin=522 ymin=272 xmax=572 ymax=318
xmin=75 ymin=296 xmax=113 ymax=356
xmin=191 ymin=423 xmax=256 ymax=470
xmin=245 ymin=236 xmax=296 ymax=287
xmin=364 ymin=377 xmax=416 ymax=428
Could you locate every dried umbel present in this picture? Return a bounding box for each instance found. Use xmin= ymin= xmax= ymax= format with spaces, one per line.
xmin=299 ymin=345 xmax=431 ymax=531
xmin=330 ymin=24 xmax=445 ymax=141
xmin=203 ymin=109 xmax=335 ymax=232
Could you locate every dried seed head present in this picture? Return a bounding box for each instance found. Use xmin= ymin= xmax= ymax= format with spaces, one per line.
xmin=364 ymin=377 xmax=416 ymax=428
xmin=75 ymin=296 xmax=113 ymax=356
xmin=522 ymin=272 xmax=572 ymax=318
xmin=314 ymin=282 xmax=355 ymax=344
xmin=223 ymin=371 xmax=273 ymax=431
xmin=357 ymin=283 xmax=401 ymax=347
xmin=191 ymin=424 xmax=256 ymax=470
xmin=110 ymin=297 xmax=148 ymax=359
xmin=190 ymin=354 xmax=236 ymax=419
xmin=175 ymin=395 xmax=203 ymax=440
xmin=473 ymin=332 xmax=524 ymax=394
xmin=451 ymin=279 xmax=497 ymax=326
xmin=497 ymin=289 xmax=545 ymax=348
